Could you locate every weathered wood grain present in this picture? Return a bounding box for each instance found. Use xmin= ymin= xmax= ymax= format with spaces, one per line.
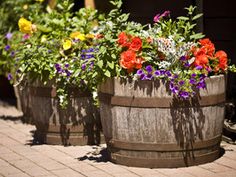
xmin=29 ymin=81 xmax=103 ymax=146
xmin=99 ymin=75 xmax=226 ymax=168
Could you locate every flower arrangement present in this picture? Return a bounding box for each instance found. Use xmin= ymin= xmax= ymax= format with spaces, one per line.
xmin=95 ymin=0 xmax=236 ymax=99
xmin=0 ymin=0 xmax=46 ymax=81
xmin=15 ymin=0 xmax=100 ymax=107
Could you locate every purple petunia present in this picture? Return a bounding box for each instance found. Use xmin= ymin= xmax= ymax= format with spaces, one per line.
xmin=191 ymin=73 xmax=197 ymax=77
xmin=54 ymin=63 xmax=63 ymax=73
xmin=140 ymin=73 xmax=146 ymax=80
xmin=189 ymin=78 xmax=196 ymax=85
xmin=64 ymin=64 xmax=69 ymax=68
xmin=145 ymin=73 xmax=153 ymax=80
xmin=81 ymin=64 xmax=86 ymax=70
xmin=196 ymin=80 xmax=206 ymax=89
xmin=154 ymin=70 xmax=160 ymax=76
xmin=5 ymin=32 xmax=13 ymax=40
xmin=196 ymin=65 xmax=203 ymax=70
xmin=179 ymin=91 xmax=190 ymax=99
xmin=5 ymin=45 xmax=10 ymax=51
xmin=145 ymin=65 xmax=153 ymax=73
xmin=65 ymin=70 xmax=71 ymax=77
xmin=165 ymin=70 xmax=172 ymax=77
xmin=7 ymin=73 xmax=12 ymax=80
xmin=170 ymin=85 xmax=179 ymax=94
xmin=180 ymin=56 xmax=187 ymax=61
xmin=10 ymin=51 xmax=15 ymax=57
xmin=179 ymin=80 xmax=185 ymax=86
xmin=136 ymin=69 xmax=143 ymax=75
xmin=184 ymin=62 xmax=191 ymax=67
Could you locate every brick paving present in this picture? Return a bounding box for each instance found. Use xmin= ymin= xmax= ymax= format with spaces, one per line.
xmin=1 ymin=100 xmax=236 ymax=177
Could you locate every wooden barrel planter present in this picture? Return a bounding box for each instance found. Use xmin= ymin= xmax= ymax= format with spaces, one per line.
xmin=13 ymin=82 xmax=33 ymax=124
xmin=98 ymin=75 xmax=226 ymax=168
xmin=29 ymin=81 xmax=103 ymax=146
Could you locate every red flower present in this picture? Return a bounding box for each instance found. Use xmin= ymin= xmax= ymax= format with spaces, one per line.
xmin=194 ymin=54 xmax=209 ymax=68
xmin=215 ymin=50 xmax=228 ymax=70
xmin=129 ymin=37 xmax=142 ymax=51
xmin=120 ymin=50 xmax=136 ymax=70
xmin=199 ymin=38 xmax=215 ymax=56
xmin=118 ymin=32 xmax=131 ymax=48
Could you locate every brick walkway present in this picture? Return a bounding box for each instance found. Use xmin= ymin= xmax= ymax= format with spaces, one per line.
xmin=0 ymin=100 xmax=236 ymax=177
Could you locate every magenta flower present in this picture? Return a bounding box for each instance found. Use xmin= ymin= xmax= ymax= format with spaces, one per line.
xmin=153 ymin=10 xmax=170 ymax=23
xmin=23 ymin=34 xmax=30 ymax=40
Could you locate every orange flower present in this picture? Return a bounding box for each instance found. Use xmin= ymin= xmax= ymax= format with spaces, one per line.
xmin=215 ymin=50 xmax=228 ymax=70
xmin=194 ymin=54 xmax=209 ymax=68
xmin=199 ymin=38 xmax=215 ymax=56
xmin=117 ymin=32 xmax=131 ymax=48
xmin=120 ymin=50 xmax=136 ymax=70
xmin=129 ymin=37 xmax=142 ymax=51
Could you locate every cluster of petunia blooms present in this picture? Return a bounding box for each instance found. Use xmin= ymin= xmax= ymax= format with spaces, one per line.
xmin=16 ymin=0 xmax=235 ymax=103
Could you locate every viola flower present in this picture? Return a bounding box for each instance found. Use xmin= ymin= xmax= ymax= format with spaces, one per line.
xmin=62 ymin=39 xmax=72 ymax=50
xmin=70 ymin=31 xmax=86 ymax=41
xmin=4 ymin=45 xmax=10 ymax=51
xmin=5 ymin=32 xmax=13 ymax=40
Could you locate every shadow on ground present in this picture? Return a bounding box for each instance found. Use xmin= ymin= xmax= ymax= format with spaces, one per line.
xmin=76 ymin=147 xmax=110 ymax=163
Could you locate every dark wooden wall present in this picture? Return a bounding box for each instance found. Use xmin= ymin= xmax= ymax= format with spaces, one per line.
xmin=202 ymin=0 xmax=236 ymax=99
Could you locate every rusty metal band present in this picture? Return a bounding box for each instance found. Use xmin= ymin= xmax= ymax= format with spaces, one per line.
xmin=111 ymin=150 xmax=220 ymax=168
xmin=108 ymin=135 xmax=221 ymax=152
xmin=30 ymin=87 xmax=92 ymax=98
xmin=98 ymin=92 xmax=225 ymax=108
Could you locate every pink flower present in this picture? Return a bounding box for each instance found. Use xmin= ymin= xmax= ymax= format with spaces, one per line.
xmin=153 ymin=10 xmax=170 ymax=23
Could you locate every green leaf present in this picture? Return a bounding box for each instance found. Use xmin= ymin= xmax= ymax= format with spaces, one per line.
xmin=177 ymin=16 xmax=189 ymax=21
xmin=107 ymin=61 xmax=115 ymax=69
xmin=104 ymin=70 xmax=111 ymax=77
xmin=192 ymin=13 xmax=203 ymax=21
xmin=190 ymin=33 xmax=205 ymax=40
xmin=97 ymin=60 xmax=104 ymax=68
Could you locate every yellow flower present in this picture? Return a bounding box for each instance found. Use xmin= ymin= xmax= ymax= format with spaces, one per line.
xmin=23 ymin=4 xmax=28 ymax=10
xmin=70 ymin=31 xmax=86 ymax=41
xmin=62 ymin=39 xmax=72 ymax=50
xmin=85 ymin=34 xmax=95 ymax=39
xmin=35 ymin=0 xmax=45 ymax=2
xmin=18 ymin=17 xmax=35 ymax=34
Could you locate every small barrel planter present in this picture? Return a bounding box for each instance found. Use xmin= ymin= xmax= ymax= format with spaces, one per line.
xmin=98 ymin=75 xmax=226 ymax=168
xmin=29 ymin=81 xmax=102 ymax=146
xmin=13 ymin=82 xmax=33 ymax=124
